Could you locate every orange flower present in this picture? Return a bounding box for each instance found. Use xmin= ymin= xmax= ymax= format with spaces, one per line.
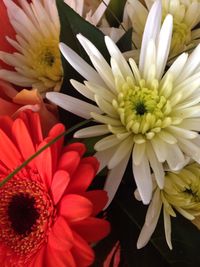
xmin=0 ymin=80 xmax=58 ymax=135
xmin=0 ymin=110 xmax=110 ymax=266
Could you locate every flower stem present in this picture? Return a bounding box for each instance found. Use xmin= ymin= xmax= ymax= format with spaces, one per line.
xmin=0 ymin=118 xmax=92 ymax=187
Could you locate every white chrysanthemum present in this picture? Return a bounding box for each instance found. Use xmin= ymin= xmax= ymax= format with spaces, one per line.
xmin=0 ymin=0 xmax=62 ymax=93
xmin=47 ymin=0 xmax=200 ymax=207
xmin=137 ymin=162 xmax=200 ymax=250
xmin=124 ymin=0 xmax=200 ymax=58
xmin=64 ymin=0 xmax=110 ymax=26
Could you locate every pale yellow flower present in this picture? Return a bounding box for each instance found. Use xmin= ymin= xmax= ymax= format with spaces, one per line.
xmin=125 ymin=0 xmax=200 ymax=58
xmin=137 ymin=162 xmax=200 ymax=249
xmin=0 ymin=0 xmax=62 ymax=93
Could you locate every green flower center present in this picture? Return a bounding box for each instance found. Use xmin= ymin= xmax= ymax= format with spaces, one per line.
xmin=112 ymin=79 xmax=172 ymax=139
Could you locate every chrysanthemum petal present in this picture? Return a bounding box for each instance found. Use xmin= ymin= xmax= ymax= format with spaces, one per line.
xmin=46 ymin=92 xmax=102 ymax=119
xmin=77 ymin=34 xmax=115 ymax=93
xmin=146 ymin=142 xmax=165 ymax=188
xmin=137 ymin=188 xmax=162 ymax=249
xmin=74 ymin=125 xmax=109 ymax=138
xmin=139 ymin=0 xmax=161 ymax=72
xmin=133 ymin=153 xmax=152 ymax=204
xmin=163 ymin=208 xmax=172 ymax=250
xmin=59 ymin=42 xmax=104 ymax=86
xmin=156 ymin=14 xmax=173 ymax=79
xmin=104 ymin=152 xmax=131 ymax=208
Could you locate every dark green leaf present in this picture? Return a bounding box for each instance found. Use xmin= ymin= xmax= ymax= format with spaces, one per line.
xmin=116 ymin=28 xmax=132 ymax=52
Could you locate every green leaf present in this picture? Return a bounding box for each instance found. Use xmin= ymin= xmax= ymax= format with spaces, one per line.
xmin=116 ymin=28 xmax=132 ymax=52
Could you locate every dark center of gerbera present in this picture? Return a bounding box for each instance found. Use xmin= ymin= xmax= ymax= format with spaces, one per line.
xmin=8 ymin=193 xmax=40 ymax=235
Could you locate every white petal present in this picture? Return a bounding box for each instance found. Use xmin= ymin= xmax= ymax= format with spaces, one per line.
xmin=133 ymin=153 xmax=152 ymax=204
xmin=146 ymin=142 xmax=165 ymax=188
xmin=77 ymin=34 xmax=116 ymax=92
xmin=104 ymin=152 xmax=131 ymax=209
xmin=167 ymin=126 xmax=198 ymax=139
xmin=108 ymin=136 xmax=133 ymax=169
xmin=70 ymin=79 xmax=95 ymax=101
xmin=151 ymin=136 xmax=167 ymax=162
xmin=46 ymin=92 xmax=102 ymax=119
xmin=156 ymin=14 xmax=173 ymax=80
xmin=105 ymin=36 xmax=133 ymax=78
xmin=74 ymin=125 xmax=109 ymax=138
xmin=95 ymin=95 xmax=118 ymax=118
xmin=176 ymin=44 xmax=200 ymax=83
xmin=95 ymin=145 xmax=117 ymax=173
xmin=59 ymin=43 xmax=104 ymax=85
xmin=165 ymin=143 xmax=185 ymax=171
xmin=95 ymin=134 xmax=122 ymax=151
xmin=137 ymin=188 xmax=162 ymax=249
xmin=163 ymin=208 xmax=172 ymax=250
xmin=139 ymin=0 xmax=162 ymax=72
xmin=132 ymin=142 xmax=146 ymax=165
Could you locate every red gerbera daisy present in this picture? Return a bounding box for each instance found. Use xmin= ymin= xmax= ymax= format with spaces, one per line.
xmin=0 ymin=110 xmax=110 ymax=267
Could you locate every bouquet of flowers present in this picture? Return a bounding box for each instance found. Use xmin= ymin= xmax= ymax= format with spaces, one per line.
xmin=0 ymin=0 xmax=200 ymax=266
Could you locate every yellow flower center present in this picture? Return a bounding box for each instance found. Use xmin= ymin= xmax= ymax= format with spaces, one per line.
xmin=163 ymin=163 xmax=200 ymax=216
xmin=170 ymin=20 xmax=191 ymax=56
xmin=27 ymin=36 xmax=62 ymax=92
xmin=112 ymin=78 xmax=172 ymax=139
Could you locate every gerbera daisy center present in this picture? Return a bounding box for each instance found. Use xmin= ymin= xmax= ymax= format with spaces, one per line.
xmin=0 ymin=170 xmax=54 ymax=257
xmin=8 ymin=193 xmax=39 ymax=235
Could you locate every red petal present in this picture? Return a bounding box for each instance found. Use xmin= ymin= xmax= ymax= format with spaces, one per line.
xmin=34 ymin=141 xmax=52 ymax=188
xmin=82 ymin=190 xmax=108 ymax=216
xmin=29 ymin=246 xmax=46 ymax=267
xmin=63 ymin=142 xmax=86 ymax=157
xmin=81 ymin=156 xmax=99 ymax=173
xmin=0 ymin=128 xmax=21 ymax=169
xmin=0 ymin=116 xmax=13 ymax=136
xmin=45 ymin=245 xmax=76 ymax=267
xmin=72 ymin=217 xmax=110 ymax=243
xmin=51 ymin=170 xmax=70 ymax=205
xmin=48 ymin=123 xmax=65 ymax=172
xmin=66 ymin=162 xmax=95 ymax=194
xmin=18 ymin=110 xmax=43 ymax=145
xmin=59 ymin=194 xmax=93 ymax=222
xmin=48 ymin=216 xmax=74 ymax=250
xmin=103 ymin=241 xmax=121 ymax=267
xmin=58 ymin=151 xmax=80 ymax=175
xmin=12 ymin=118 xmax=35 ymax=162
xmin=71 ymin=232 xmax=95 ymax=267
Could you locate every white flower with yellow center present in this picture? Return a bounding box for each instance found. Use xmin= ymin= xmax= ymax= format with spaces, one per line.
xmin=125 ymin=0 xmax=200 ymax=58
xmin=137 ymin=162 xmax=200 ymax=250
xmin=47 ymin=0 xmax=200 ymax=206
xmin=0 ymin=0 xmax=62 ymax=93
